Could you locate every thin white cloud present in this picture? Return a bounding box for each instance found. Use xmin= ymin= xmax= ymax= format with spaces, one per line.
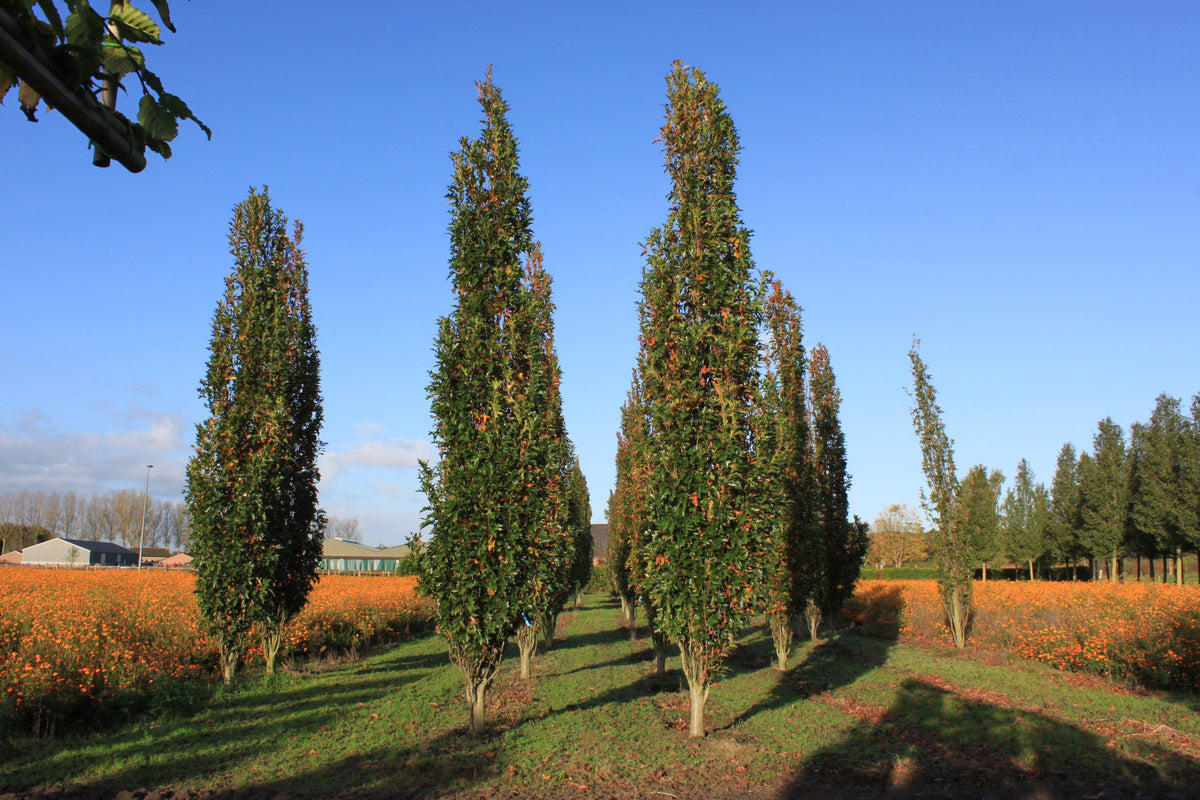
xmin=0 ymin=409 xmax=190 ymax=497
xmin=354 ymin=422 xmax=389 ymax=439
xmin=340 ymin=439 xmax=434 ymax=470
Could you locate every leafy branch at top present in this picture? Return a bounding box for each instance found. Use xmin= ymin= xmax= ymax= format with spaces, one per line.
xmin=0 ymin=0 xmax=209 ymax=164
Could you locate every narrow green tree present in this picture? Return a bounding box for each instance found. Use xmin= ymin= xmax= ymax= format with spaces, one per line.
xmin=807 ymin=343 xmax=867 ymax=637
xmin=566 ymin=456 xmax=594 ymax=611
xmin=957 ymin=465 xmax=1003 ymax=581
xmin=1003 ymin=459 xmax=1048 ymax=580
xmin=418 ymin=72 xmax=564 ymax=731
xmin=1047 ymin=443 xmax=1084 ymax=579
xmin=638 ymin=63 xmax=765 ymax=737
xmin=608 ymin=377 xmax=647 ymax=636
xmin=756 ymin=279 xmax=816 ymax=667
xmin=908 ymin=341 xmax=968 ymax=649
xmin=186 ymin=187 xmax=324 ymax=682
xmin=1131 ymin=395 xmax=1197 ymax=584
xmin=1078 ymin=418 xmax=1130 ymax=581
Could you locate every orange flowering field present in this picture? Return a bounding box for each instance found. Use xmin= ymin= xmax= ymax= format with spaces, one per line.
xmin=845 ymin=578 xmax=1200 ymax=691
xmin=0 ymin=569 xmax=428 ymax=734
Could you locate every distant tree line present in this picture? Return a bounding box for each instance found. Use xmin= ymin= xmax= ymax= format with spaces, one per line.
xmin=0 ymin=488 xmax=190 ymax=553
xmin=951 ymin=394 xmax=1200 ymax=583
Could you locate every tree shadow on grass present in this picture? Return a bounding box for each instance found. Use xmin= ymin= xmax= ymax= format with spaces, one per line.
xmin=782 ymin=675 xmax=1200 ymax=799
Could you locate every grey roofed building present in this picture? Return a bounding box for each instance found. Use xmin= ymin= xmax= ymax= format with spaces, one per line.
xmin=319 ymin=538 xmax=410 ymax=573
xmin=20 ymin=537 xmax=138 ymax=567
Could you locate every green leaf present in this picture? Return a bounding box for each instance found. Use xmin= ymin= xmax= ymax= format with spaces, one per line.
xmin=138 ymin=94 xmax=178 ymax=141
xmin=34 ymin=0 xmax=65 ymax=38
xmin=146 ymin=137 xmax=172 ymax=159
xmin=158 ymin=91 xmax=211 ymax=139
xmin=64 ymin=2 xmax=104 ymax=52
xmin=146 ymin=0 xmax=176 ymax=32
xmin=101 ymin=44 xmax=145 ymax=76
xmin=109 ymin=4 xmax=162 ymax=45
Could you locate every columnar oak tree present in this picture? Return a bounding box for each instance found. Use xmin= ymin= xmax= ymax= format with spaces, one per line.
xmin=418 ymin=73 xmax=566 ymax=731
xmin=908 ymin=341 xmax=969 ymax=649
xmin=756 ymin=280 xmax=816 ymax=667
xmin=566 ymin=456 xmax=594 ymax=611
xmin=638 ymin=63 xmax=766 ymax=737
xmin=186 ymin=187 xmax=324 ymax=682
xmin=807 ymin=343 xmax=868 ymax=636
xmin=609 ymin=374 xmax=650 ymax=643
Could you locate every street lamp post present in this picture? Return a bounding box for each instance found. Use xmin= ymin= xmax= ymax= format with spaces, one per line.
xmin=137 ymin=464 xmax=153 ymax=570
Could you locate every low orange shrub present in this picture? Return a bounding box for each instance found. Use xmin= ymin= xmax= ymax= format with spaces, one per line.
xmin=845 ymin=578 xmax=1200 ymax=691
xmin=0 ymin=569 xmax=429 ymax=734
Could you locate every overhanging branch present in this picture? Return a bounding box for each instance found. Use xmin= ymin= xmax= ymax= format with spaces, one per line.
xmin=0 ymin=6 xmax=146 ymax=172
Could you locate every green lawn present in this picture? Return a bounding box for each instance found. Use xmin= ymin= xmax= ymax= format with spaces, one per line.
xmin=3 ymin=594 xmax=1199 ymax=799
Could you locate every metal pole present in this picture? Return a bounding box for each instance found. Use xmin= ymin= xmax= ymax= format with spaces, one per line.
xmin=137 ymin=464 xmax=153 ymax=570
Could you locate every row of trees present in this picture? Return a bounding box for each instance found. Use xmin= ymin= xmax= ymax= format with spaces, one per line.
xmin=937 ymin=396 xmax=1200 ymax=585
xmin=910 ymin=347 xmax=1200 ymax=650
xmin=0 ymin=488 xmax=189 ymax=552
xmin=606 ymin=64 xmax=866 ymax=738
xmin=416 ymin=71 xmax=594 ymax=734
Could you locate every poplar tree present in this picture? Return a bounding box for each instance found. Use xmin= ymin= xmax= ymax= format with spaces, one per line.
xmin=808 ymin=343 xmax=867 ymax=636
xmin=418 ymin=72 xmax=565 ymax=731
xmin=756 ymin=280 xmax=816 ymax=667
xmin=908 ymin=341 xmax=968 ymax=649
xmin=638 ymin=63 xmax=765 ymax=737
xmin=186 ymin=187 xmax=324 ymax=682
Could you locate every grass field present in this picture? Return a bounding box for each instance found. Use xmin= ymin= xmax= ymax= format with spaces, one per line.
xmin=3 ymin=593 xmax=1199 ymax=799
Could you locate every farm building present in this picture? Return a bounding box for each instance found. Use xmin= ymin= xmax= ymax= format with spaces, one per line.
xmin=319 ymin=538 xmax=410 ymax=573
xmin=0 ymin=550 xmax=21 ymax=565
xmin=159 ymin=552 xmax=193 ymax=567
xmin=139 ymin=547 xmax=174 ymax=565
xmin=20 ymin=537 xmax=138 ymax=567
xmin=590 ymin=523 xmax=609 ymax=562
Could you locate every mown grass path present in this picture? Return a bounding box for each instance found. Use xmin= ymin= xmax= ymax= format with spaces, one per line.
xmin=3 ymin=594 xmax=1199 ymax=799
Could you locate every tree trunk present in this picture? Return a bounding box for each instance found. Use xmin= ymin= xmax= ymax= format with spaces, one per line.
xmin=219 ymin=643 xmax=239 ymax=684
xmin=261 ymin=625 xmax=283 ymax=674
xmin=1177 ymin=547 xmax=1185 ymax=585
xmin=769 ymin=612 xmax=793 ymax=670
xmin=542 ymin=612 xmax=558 ymax=649
xmin=1111 ymin=550 xmax=1119 ymax=582
xmin=805 ymin=598 xmax=822 ymax=642
xmin=946 ymin=584 xmax=968 ymax=649
xmin=1028 ymin=559 xmax=1034 ymax=582
xmin=620 ymin=596 xmax=638 ymax=641
xmin=1149 ymin=555 xmax=1156 ymax=582
xmin=468 ymin=679 xmax=487 ymax=734
xmin=517 ymin=622 xmax=539 ymax=680
xmin=981 ymin=562 xmax=988 ymax=582
xmin=677 ymin=640 xmax=709 ymax=738
xmin=652 ymin=631 xmax=669 ymax=676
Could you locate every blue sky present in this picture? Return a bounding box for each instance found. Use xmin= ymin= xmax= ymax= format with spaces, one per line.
xmin=3 ymin=2 xmax=1197 ymax=547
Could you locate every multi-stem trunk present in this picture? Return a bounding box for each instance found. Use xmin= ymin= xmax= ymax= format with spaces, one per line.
xmin=677 ymin=639 xmax=710 ymax=738
xmin=517 ymin=621 xmax=540 ymax=680
xmin=769 ymin=611 xmax=793 ymax=670
xmin=217 ymin=636 xmax=241 ymax=684
xmin=805 ymin=598 xmax=822 ymax=642
xmin=260 ymin=618 xmax=285 ymax=674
